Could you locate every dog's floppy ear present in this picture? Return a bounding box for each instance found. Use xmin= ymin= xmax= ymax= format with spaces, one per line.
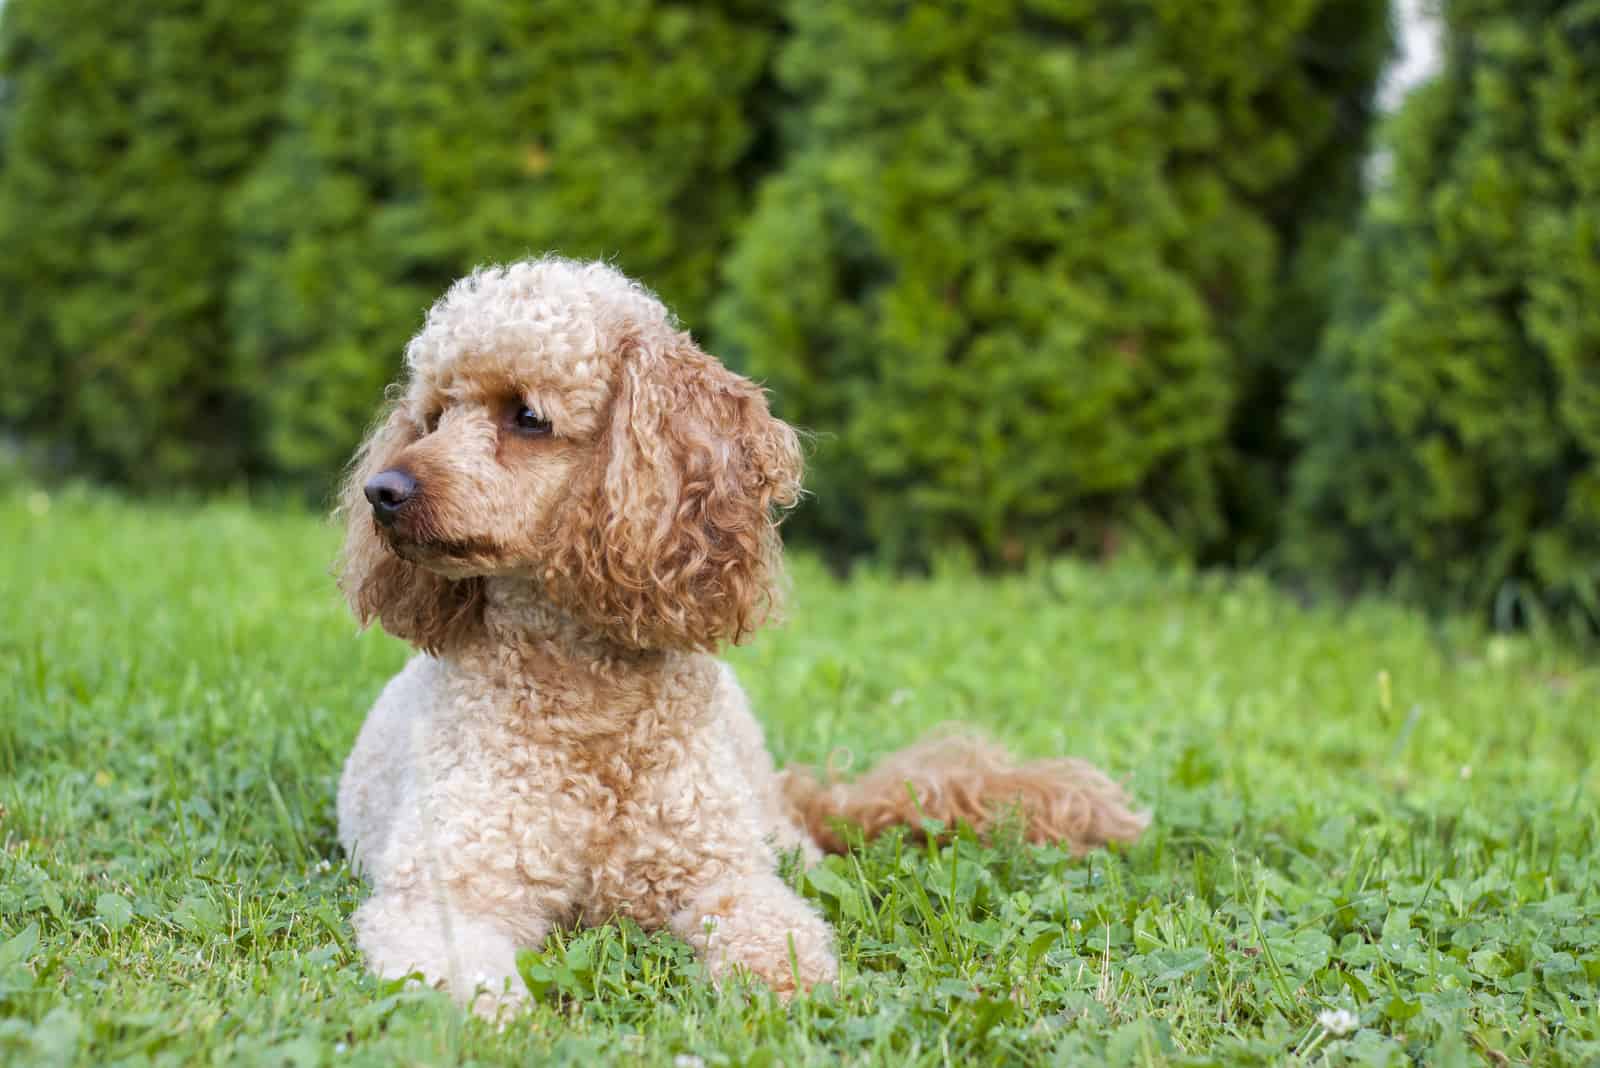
xmin=336 ymin=405 xmax=483 ymax=654
xmin=545 ymin=329 xmax=803 ymax=651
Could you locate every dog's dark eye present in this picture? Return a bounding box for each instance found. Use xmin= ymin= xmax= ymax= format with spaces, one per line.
xmin=512 ymin=406 xmax=552 ymax=436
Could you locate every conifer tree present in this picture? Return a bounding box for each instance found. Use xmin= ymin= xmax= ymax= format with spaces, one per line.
xmin=714 ymin=0 xmax=1388 ymax=565
xmin=0 ymin=0 xmax=302 ymax=484
xmin=1290 ymin=0 xmax=1600 ymax=630
xmin=228 ymin=0 xmax=422 ymax=482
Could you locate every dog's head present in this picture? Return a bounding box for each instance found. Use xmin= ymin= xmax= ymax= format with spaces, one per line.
xmin=337 ymin=258 xmax=803 ymax=654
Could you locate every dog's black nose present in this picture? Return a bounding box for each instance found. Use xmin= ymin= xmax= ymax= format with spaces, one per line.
xmin=364 ymin=468 xmax=418 ymax=526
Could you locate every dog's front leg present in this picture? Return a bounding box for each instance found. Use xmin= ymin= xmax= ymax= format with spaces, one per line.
xmin=670 ymin=872 xmax=838 ymax=997
xmin=353 ymin=892 xmax=539 ymax=1021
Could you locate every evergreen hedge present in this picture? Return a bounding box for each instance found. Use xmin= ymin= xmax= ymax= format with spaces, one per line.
xmin=1289 ymin=0 xmax=1600 ymax=630
xmin=713 ymin=0 xmax=1388 ymax=566
xmin=231 ymin=0 xmax=780 ymax=485
xmin=228 ymin=0 xmax=428 ymax=484
xmin=0 ymin=0 xmax=302 ymax=486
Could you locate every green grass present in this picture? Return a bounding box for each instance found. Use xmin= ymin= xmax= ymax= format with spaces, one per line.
xmin=2 ymin=486 xmax=1598 ymax=1066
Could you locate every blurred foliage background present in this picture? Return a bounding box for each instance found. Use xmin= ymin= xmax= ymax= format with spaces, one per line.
xmin=0 ymin=0 xmax=1595 ymax=632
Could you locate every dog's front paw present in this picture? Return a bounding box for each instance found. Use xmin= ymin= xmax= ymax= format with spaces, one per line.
xmin=674 ymin=875 xmax=839 ymax=998
xmin=468 ymin=973 xmax=530 ymax=1026
xmin=354 ymin=893 xmax=536 ymax=1017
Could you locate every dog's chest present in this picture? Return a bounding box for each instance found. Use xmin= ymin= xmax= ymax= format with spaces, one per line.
xmin=436 ymin=658 xmax=726 ymax=925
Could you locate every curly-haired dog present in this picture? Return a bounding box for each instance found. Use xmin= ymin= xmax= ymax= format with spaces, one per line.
xmin=334 ymin=257 xmax=1148 ymax=1015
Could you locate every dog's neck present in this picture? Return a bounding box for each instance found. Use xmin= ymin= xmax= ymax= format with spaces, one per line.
xmin=470 ymin=576 xmax=657 ymax=666
xmin=454 ymin=576 xmax=706 ymax=744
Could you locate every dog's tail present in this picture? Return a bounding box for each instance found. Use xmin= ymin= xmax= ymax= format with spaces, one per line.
xmin=778 ymin=732 xmax=1148 ymax=856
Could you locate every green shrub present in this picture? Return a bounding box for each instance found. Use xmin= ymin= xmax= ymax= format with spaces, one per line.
xmin=713 ymin=0 xmax=1388 ymax=566
xmin=1217 ymin=2 xmax=1392 ymax=557
xmin=1289 ymin=0 xmax=1600 ymax=631
xmin=0 ymin=0 xmax=302 ymax=487
xmin=231 ymin=0 xmax=780 ymax=487
xmin=227 ymin=0 xmax=427 ymax=487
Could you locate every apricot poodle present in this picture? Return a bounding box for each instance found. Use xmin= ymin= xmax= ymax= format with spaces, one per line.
xmin=334 ymin=257 xmax=1147 ymax=1016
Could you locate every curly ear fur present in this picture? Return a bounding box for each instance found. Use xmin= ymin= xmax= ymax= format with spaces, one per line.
xmin=545 ymin=331 xmax=803 ymax=651
xmin=336 ymin=406 xmax=484 ymax=654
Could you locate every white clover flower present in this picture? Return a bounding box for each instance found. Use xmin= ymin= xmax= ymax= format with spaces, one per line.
xmin=1317 ymin=1008 xmax=1359 ymax=1037
xmin=674 ymin=1056 xmax=706 ymax=1068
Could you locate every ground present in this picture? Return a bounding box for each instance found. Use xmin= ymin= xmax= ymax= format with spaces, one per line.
xmin=1 ymin=486 xmax=1597 ymax=1066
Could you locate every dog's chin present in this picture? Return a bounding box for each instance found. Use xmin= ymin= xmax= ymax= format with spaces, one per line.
xmin=384 ymin=531 xmax=504 ymax=579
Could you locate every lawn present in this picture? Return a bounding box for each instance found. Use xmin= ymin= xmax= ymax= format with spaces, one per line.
xmin=1 ymin=486 xmax=1597 ymax=1066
